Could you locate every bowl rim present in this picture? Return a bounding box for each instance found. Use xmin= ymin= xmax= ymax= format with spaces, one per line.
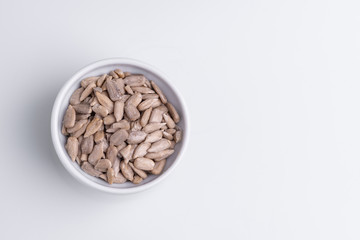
xmin=51 ymin=57 xmax=189 ymax=194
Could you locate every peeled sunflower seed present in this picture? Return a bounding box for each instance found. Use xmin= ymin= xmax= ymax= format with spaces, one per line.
xmin=117 ymin=142 xmax=127 ymax=152
xmin=94 ymin=159 xmax=112 ymax=172
xmin=166 ymin=102 xmax=180 ymax=123
xmin=100 ymin=138 xmax=109 ymax=152
xmin=114 ymin=101 xmax=124 ymax=122
xmin=106 ymin=79 xmax=122 ymax=101
xmin=138 ymin=99 xmax=158 ymax=111
xmin=81 ymin=76 xmax=99 ymax=88
xmin=120 ymin=161 xmax=134 ymax=181
xmin=126 ymin=92 xmax=142 ymax=107
xmin=134 ymin=157 xmax=155 ymax=171
xmin=80 ymin=154 xmax=88 ymax=161
xmin=67 ymin=119 xmax=88 ymax=134
xmin=92 ymin=104 xmax=109 ymax=117
xmin=120 ymin=94 xmax=131 ymax=103
xmin=144 ymin=130 xmax=163 ymax=143
xmin=111 ymin=120 xmax=130 ymax=130
xmin=114 ymin=69 xmax=125 ymax=79
xmin=131 ymin=86 xmax=155 ymax=94
xmin=149 ymin=108 xmax=165 ymax=123
xmin=127 ymin=131 xmax=147 ymax=144
xmin=119 ymin=144 xmax=132 ymax=162
xmin=107 ymin=168 xmax=115 ymax=184
xmin=84 ymin=117 xmax=103 ymax=138
xmin=149 ymin=99 xmax=162 ymax=108
xmin=94 ymin=130 xmax=104 ymax=143
xmin=106 ymin=145 xmax=118 ymax=165
xmin=148 ymin=139 xmax=171 ymax=153
xmin=145 ymin=149 xmax=174 ymax=161
xmin=88 ymin=142 xmax=104 ymax=165
xmin=95 ymin=91 xmax=114 ymax=113
xmin=132 ymin=175 xmax=143 ymax=184
xmin=70 ymin=88 xmax=84 ymax=105
xmin=62 ymin=125 xmax=68 ymax=136
xmin=143 ymin=122 xmax=166 ymax=133
xmin=71 ymin=120 xmax=89 ymax=138
xmin=124 ymin=75 xmax=146 ymax=86
xmin=140 ymin=107 xmax=152 ymax=127
xmin=65 ymin=137 xmax=78 ymax=161
xmin=142 ymin=93 xmax=159 ymax=100
xmin=151 ymin=159 xmax=166 ymax=175
xmin=103 ymin=114 xmax=116 ymax=125
xmin=163 ymin=131 xmax=173 ymax=140
xmin=166 ymin=128 xmax=176 ymax=135
xmin=133 ymin=142 xmax=151 ymax=159
xmin=125 ymin=104 xmax=140 ymax=121
xmin=174 ymin=130 xmax=182 ymax=143
xmin=130 ymin=120 xmax=142 ymax=131
xmin=169 ymin=141 xmax=175 ymax=149
xmin=81 ymin=162 xmax=101 ymax=177
xmin=109 ymin=70 xmax=118 ymax=78
xmin=63 ymin=105 xmax=76 ymax=128
xmin=76 ymin=114 xmax=90 ymax=121
xmin=151 ymin=80 xmax=167 ymax=104
xmin=129 ymin=162 xmax=148 ymax=179
xmin=113 ymin=158 xmax=120 ymax=176
xmin=163 ymin=112 xmax=176 ymax=129
xmin=73 ymin=104 xmax=92 ymax=114
xmin=96 ymin=74 xmax=107 ymax=87
xmin=90 ymin=97 xmax=99 ymax=107
xmin=81 ymin=135 xmax=94 ymax=154
xmin=80 ymin=82 xmax=96 ymax=101
xmin=113 ymin=172 xmax=127 ymax=183
xmin=125 ymin=85 xmax=134 ymax=95
xmin=110 ymin=129 xmax=129 ymax=146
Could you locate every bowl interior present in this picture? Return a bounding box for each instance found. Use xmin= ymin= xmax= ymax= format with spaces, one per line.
xmin=53 ymin=60 xmax=186 ymax=191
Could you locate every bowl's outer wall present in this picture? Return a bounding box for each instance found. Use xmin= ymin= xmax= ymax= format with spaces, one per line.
xmin=51 ymin=59 xmax=189 ymax=193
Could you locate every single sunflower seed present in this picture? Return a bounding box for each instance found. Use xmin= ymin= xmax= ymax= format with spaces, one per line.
xmin=81 ymin=162 xmax=101 ymax=177
xmin=63 ymin=105 xmax=76 ymax=128
xmin=133 ymin=142 xmax=151 ymax=159
xmin=132 ymin=175 xmax=143 ymax=184
xmin=65 ymin=137 xmax=78 ymax=161
xmin=140 ymin=107 xmax=152 ymax=127
xmin=151 ymin=80 xmax=167 ymax=104
xmin=73 ymin=104 xmax=92 ymax=114
xmin=144 ymin=130 xmax=163 ymax=143
xmin=134 ymin=157 xmax=155 ymax=171
xmin=94 ymin=159 xmax=112 ymax=172
xmin=95 ymin=91 xmax=114 ymax=113
xmin=145 ymin=149 xmax=174 ymax=161
xmin=166 ymin=102 xmax=180 ymax=123
xmin=110 ymin=129 xmax=129 ymax=146
xmin=129 ymin=162 xmax=148 ymax=179
xmin=120 ymin=161 xmax=134 ymax=181
xmin=84 ymin=117 xmax=103 ymax=138
xmin=88 ymin=142 xmax=104 ymax=165
xmin=70 ymin=88 xmax=84 ymax=105
xmin=114 ymin=101 xmax=124 ymax=122
xmin=148 ymin=139 xmax=171 ymax=153
xmin=124 ymin=75 xmax=146 ymax=86
xmin=151 ymin=159 xmax=166 ymax=175
xmin=81 ymin=76 xmax=99 ymax=88
xmin=127 ymin=131 xmax=147 ymax=144
xmin=143 ymin=122 xmax=166 ymax=133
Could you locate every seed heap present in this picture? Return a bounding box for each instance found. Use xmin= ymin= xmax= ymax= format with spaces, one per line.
xmin=62 ymin=69 xmax=182 ymax=184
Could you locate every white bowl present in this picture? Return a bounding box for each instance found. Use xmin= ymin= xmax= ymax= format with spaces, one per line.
xmin=51 ymin=58 xmax=189 ymax=194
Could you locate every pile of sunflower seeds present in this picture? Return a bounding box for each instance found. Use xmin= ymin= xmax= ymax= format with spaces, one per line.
xmin=62 ymin=69 xmax=182 ymax=184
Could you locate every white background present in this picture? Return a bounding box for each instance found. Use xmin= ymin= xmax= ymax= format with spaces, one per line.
xmin=1 ymin=0 xmax=360 ymax=239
